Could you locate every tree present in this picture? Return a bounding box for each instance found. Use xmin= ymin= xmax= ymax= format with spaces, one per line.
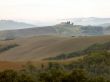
xmin=0 ymin=70 xmax=18 ymax=82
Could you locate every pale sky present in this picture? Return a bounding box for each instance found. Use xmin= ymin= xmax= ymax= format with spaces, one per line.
xmin=0 ymin=0 xmax=110 ymax=21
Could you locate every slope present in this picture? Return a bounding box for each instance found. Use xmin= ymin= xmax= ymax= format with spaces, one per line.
xmin=0 ymin=35 xmax=110 ymax=61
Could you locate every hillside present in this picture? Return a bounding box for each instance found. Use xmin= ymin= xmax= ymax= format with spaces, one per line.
xmin=0 ymin=44 xmax=109 ymax=81
xmin=64 ymin=17 xmax=110 ymax=26
xmin=0 ymin=22 xmax=107 ymax=40
xmin=0 ymin=20 xmax=36 ymax=30
xmin=0 ymin=35 xmax=110 ymax=61
xmin=46 ymin=41 xmax=110 ymax=60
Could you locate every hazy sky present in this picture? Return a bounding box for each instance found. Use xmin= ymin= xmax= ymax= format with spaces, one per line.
xmin=0 ymin=0 xmax=110 ymax=21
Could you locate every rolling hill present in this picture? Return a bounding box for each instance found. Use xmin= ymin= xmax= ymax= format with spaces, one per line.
xmin=64 ymin=17 xmax=110 ymax=26
xmin=0 ymin=22 xmax=106 ymax=40
xmin=0 ymin=20 xmax=36 ymax=30
xmin=0 ymin=35 xmax=110 ymax=61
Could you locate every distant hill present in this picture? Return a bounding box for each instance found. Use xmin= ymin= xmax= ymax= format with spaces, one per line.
xmin=63 ymin=17 xmax=110 ymax=26
xmin=0 ymin=26 xmax=58 ymax=40
xmin=0 ymin=20 xmax=36 ymax=30
xmin=0 ymin=22 xmax=105 ymax=40
xmin=100 ymin=23 xmax=110 ymax=27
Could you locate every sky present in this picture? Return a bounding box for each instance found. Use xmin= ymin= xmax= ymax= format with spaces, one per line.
xmin=0 ymin=0 xmax=110 ymax=21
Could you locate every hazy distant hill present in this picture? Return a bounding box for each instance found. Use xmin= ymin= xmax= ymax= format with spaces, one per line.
xmin=0 ymin=22 xmax=106 ymax=40
xmin=100 ymin=23 xmax=110 ymax=27
xmin=63 ymin=17 xmax=110 ymax=26
xmin=0 ymin=20 xmax=36 ymax=30
xmin=0 ymin=26 xmax=58 ymax=40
